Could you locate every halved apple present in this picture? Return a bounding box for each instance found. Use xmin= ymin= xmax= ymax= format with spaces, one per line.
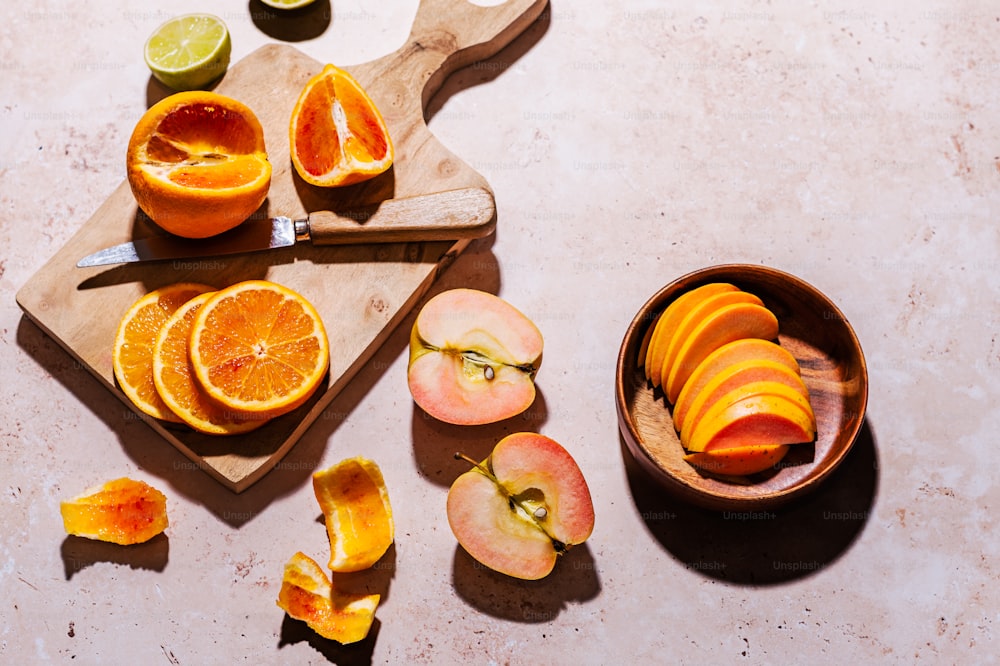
xmin=664 ymin=302 xmax=779 ymax=403
xmin=641 ymin=282 xmax=739 ymax=387
xmin=407 ymin=289 xmax=543 ymax=425
xmin=686 ymin=392 xmax=816 ymax=453
xmin=446 ymin=432 xmax=595 ymax=580
xmin=684 ymin=444 xmax=790 ymax=476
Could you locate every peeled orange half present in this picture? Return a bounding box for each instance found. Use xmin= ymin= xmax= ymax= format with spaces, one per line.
xmin=189 ymin=280 xmax=330 ymax=419
xmin=126 ymin=91 xmax=271 ymax=238
xmin=290 ymin=64 xmax=393 ymax=187
xmin=113 ymin=282 xmax=214 ymax=421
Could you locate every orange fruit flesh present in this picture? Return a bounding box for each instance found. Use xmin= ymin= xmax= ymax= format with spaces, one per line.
xmin=672 ymin=338 xmax=801 ymax=428
xmin=290 ymin=64 xmax=393 ymax=187
xmin=313 ymin=458 xmax=394 ymax=573
xmin=113 ymin=283 xmax=214 ymax=421
xmin=60 ymin=478 xmax=168 ymax=545
xmin=276 ymin=552 xmax=379 ymax=644
xmin=127 ymin=91 xmax=271 ymax=238
xmin=684 ymin=444 xmax=790 ymax=476
xmin=189 ymin=280 xmax=330 ymax=418
xmin=644 ymin=283 xmax=739 ymax=387
xmin=152 ymin=292 xmax=264 ymax=435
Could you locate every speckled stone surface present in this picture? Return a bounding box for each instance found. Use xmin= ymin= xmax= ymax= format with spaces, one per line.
xmin=2 ymin=1 xmax=998 ymax=663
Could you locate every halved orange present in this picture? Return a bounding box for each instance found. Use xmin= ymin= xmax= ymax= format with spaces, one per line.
xmin=60 ymin=478 xmax=169 ymax=545
xmin=313 ymin=457 xmax=394 ymax=573
xmin=189 ymin=280 xmax=330 ymax=419
xmin=276 ymin=552 xmax=380 ymax=644
xmin=152 ymin=292 xmax=264 ymax=435
xmin=289 ymin=64 xmax=394 ymax=187
xmin=113 ymin=282 xmax=215 ymax=421
xmin=126 ymin=91 xmax=271 ymax=238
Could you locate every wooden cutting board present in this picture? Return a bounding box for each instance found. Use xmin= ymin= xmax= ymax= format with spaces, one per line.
xmin=16 ymin=0 xmax=549 ymax=492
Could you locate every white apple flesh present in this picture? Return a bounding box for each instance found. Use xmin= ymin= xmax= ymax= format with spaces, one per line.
xmin=447 ymin=432 xmax=595 ymax=580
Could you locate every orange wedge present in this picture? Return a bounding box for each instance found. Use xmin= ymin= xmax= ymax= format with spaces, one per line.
xmin=290 ymin=64 xmax=394 ymax=187
xmin=60 ymin=478 xmax=168 ymax=545
xmin=276 ymin=552 xmax=380 ymax=644
xmin=126 ymin=91 xmax=271 ymax=238
xmin=113 ymin=282 xmax=214 ymax=421
xmin=313 ymin=457 xmax=394 ymax=573
xmin=152 ymin=292 xmax=264 ymax=435
xmin=188 ymin=280 xmax=330 ymax=419
xmin=643 ymin=283 xmax=739 ymax=388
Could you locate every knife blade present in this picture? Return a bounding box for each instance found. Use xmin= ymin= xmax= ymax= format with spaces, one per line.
xmin=76 ymin=187 xmax=495 ymax=268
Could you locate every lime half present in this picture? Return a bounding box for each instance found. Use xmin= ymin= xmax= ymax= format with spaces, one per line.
xmin=144 ymin=14 xmax=232 ymax=91
xmin=259 ymin=0 xmax=318 ymax=9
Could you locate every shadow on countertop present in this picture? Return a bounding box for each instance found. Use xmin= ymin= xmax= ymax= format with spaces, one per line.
xmin=624 ymin=419 xmax=879 ymax=585
xmin=451 ymin=541 xmax=600 ymax=623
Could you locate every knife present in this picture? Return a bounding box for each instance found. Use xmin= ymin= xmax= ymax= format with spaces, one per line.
xmin=76 ymin=187 xmax=495 ymax=268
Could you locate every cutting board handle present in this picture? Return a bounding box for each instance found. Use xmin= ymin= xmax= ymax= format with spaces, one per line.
xmin=403 ymin=0 xmax=549 ymax=106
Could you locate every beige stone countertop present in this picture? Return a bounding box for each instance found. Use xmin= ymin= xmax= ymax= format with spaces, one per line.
xmin=2 ymin=0 xmax=998 ymax=663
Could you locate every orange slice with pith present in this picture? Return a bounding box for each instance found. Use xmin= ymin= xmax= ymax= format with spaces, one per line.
xmin=113 ymin=282 xmax=215 ymax=421
xmin=289 ymin=64 xmax=394 ymax=187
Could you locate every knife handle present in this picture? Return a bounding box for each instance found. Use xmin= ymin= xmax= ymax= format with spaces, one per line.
xmin=305 ymin=187 xmax=496 ymax=245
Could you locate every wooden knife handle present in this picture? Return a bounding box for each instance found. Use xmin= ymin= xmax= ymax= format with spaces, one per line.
xmin=306 ymin=187 xmax=496 ymax=245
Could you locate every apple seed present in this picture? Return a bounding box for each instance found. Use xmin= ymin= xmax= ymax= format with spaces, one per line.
xmin=453 ymin=452 xmax=567 ymax=553
xmin=484 ymin=365 xmax=495 ymax=380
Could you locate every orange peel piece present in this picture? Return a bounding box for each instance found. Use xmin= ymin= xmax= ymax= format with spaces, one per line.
xmin=312 ymin=457 xmax=394 ymax=572
xmin=276 ymin=552 xmax=379 ymax=644
xmin=60 ymin=478 xmax=168 ymax=545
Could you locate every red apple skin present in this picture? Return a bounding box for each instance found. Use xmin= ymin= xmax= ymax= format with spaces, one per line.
xmin=446 ymin=433 xmax=595 ymax=580
xmin=407 ymin=289 xmax=543 ymax=426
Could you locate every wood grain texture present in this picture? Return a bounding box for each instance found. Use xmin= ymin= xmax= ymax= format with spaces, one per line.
xmin=616 ymin=264 xmax=868 ymax=511
xmin=15 ymin=0 xmax=550 ymax=492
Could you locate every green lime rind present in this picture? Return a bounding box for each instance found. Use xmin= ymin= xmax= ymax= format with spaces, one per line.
xmin=144 ymin=14 xmax=232 ymax=91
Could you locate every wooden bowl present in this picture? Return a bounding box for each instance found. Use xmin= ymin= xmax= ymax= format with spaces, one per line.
xmin=616 ymin=264 xmax=868 ymax=511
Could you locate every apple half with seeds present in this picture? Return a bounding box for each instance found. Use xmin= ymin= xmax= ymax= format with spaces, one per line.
xmin=447 ymin=432 xmax=595 ymax=580
xmin=407 ymin=288 xmax=543 ymax=425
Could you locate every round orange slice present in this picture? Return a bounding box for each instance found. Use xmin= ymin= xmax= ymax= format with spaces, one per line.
xmin=289 ymin=64 xmax=394 ymax=187
xmin=152 ymin=292 xmax=265 ymax=435
xmin=113 ymin=282 xmax=215 ymax=421
xmin=126 ymin=91 xmax=271 ymax=238
xmin=189 ymin=280 xmax=330 ymax=419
